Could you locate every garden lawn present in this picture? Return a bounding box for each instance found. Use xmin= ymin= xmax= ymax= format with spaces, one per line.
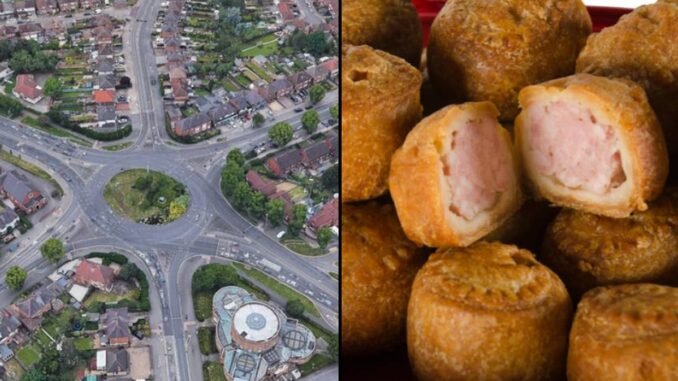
xmin=222 ymin=79 xmax=240 ymax=92
xmin=193 ymin=292 xmax=213 ymax=322
xmin=285 ymin=241 xmax=326 ymax=257
xmin=245 ymin=63 xmax=272 ymax=82
xmin=73 ymin=337 xmax=93 ymax=351
xmin=83 ymin=289 xmax=136 ymax=307
xmin=35 ymin=329 xmax=53 ymax=348
xmin=16 ymin=344 xmax=41 ymax=368
xmin=203 ymin=362 xmax=227 ymax=381
xmin=232 ymin=263 xmax=320 ymax=317
xmin=198 ymin=326 xmax=217 ymax=355
xmin=42 ymin=307 xmax=78 ymax=338
xmin=298 ymin=354 xmax=333 ymax=376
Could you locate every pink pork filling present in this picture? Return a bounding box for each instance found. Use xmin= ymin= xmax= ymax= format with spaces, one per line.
xmin=443 ymin=117 xmax=512 ymax=221
xmin=526 ymin=101 xmax=626 ymax=194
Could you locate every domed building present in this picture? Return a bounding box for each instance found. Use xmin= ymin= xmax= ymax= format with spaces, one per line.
xmin=212 ymin=286 xmax=316 ymax=381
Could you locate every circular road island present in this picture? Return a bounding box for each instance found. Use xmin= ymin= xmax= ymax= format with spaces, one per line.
xmin=103 ymin=169 xmax=191 ymax=225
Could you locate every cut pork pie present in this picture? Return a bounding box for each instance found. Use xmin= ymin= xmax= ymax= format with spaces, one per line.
xmin=515 ymin=74 xmax=668 ymax=217
xmin=389 ymin=101 xmax=523 ymax=247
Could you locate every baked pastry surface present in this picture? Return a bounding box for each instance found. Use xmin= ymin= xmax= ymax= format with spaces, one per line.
xmin=342 ymin=45 xmax=423 ymax=202
xmin=408 ymin=242 xmax=571 ymax=381
xmin=342 ymin=202 xmax=428 ymax=356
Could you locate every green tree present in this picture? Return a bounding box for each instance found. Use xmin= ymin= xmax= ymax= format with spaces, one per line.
xmin=317 ymin=227 xmax=333 ymax=249
xmin=192 ymin=264 xmax=240 ymax=293
xmin=288 ymin=204 xmax=307 ymax=236
xmin=168 ymin=199 xmax=188 ymax=221
xmin=309 ymin=84 xmax=326 ymax=105
xmin=20 ymin=369 xmax=47 ymax=381
xmin=59 ymin=338 xmax=78 ymax=369
xmin=40 ymin=237 xmax=65 ymax=263
xmin=227 ymin=148 xmax=246 ymax=167
xmin=43 ymin=76 xmax=63 ymax=98
xmin=6 ymin=266 xmax=27 ymax=291
xmin=253 ymin=113 xmax=265 ymax=127
xmin=285 ymin=299 xmax=305 ymax=318
xmin=330 ymin=104 xmax=338 ymax=119
xmin=321 ymin=164 xmax=338 ymax=192
xmin=221 ymin=160 xmax=245 ymax=197
xmin=268 ymin=122 xmax=294 ymax=146
xmin=134 ymin=174 xmax=153 ymax=190
xmin=250 ymin=191 xmax=266 ymax=218
xmin=301 ymin=110 xmax=320 ymax=134
xmin=232 ymin=181 xmax=254 ymax=211
xmin=266 ymin=199 xmax=285 ymax=227
xmin=290 ymin=29 xmax=307 ymax=51
xmin=118 ymin=262 xmax=140 ymax=281
xmin=327 ymin=335 xmax=338 ymax=361
xmin=306 ymin=31 xmax=327 ymax=57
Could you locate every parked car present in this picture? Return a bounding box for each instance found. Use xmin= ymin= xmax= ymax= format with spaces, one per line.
xmin=305 ymin=104 xmax=313 ymax=110
xmin=294 ymin=108 xmax=303 ymax=113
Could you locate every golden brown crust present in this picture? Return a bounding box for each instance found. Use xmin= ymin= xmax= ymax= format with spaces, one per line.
xmin=542 ymin=189 xmax=678 ymax=299
xmin=342 ymin=0 xmax=423 ymax=67
xmin=342 ymin=202 xmax=428 ymax=357
xmin=389 ymin=102 xmax=522 ymax=247
xmin=576 ymin=2 xmax=678 ymax=164
xmin=568 ymin=284 xmax=678 ymax=381
xmin=428 ymin=0 xmax=591 ymax=121
xmin=342 ymin=45 xmax=423 ymax=202
xmin=408 ymin=242 xmax=572 ymax=381
xmin=515 ymin=74 xmax=669 ymax=217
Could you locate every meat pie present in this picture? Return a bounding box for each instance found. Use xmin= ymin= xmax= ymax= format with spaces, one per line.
xmin=515 ymin=74 xmax=668 ymax=217
xmin=389 ymin=102 xmax=522 ymax=247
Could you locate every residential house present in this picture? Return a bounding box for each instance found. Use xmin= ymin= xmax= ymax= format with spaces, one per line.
xmin=93 ymin=27 xmax=113 ymax=45
xmin=102 ymin=308 xmax=130 ymax=346
xmin=320 ymin=58 xmax=338 ymax=79
xmin=96 ymin=74 xmax=117 ymax=90
xmin=13 ymin=74 xmax=43 ymax=104
xmin=259 ymin=78 xmax=293 ymax=102
xmin=74 ymin=259 xmax=115 ymax=291
xmin=0 ymin=63 xmax=13 ymax=83
xmin=0 ymin=310 xmax=21 ymax=345
xmin=170 ymin=78 xmax=189 ymax=103
xmin=288 ymin=71 xmax=312 ymax=91
xmin=10 ymin=282 xmax=63 ymax=331
xmin=174 ymin=113 xmax=212 ymax=137
xmin=160 ymin=24 xmax=178 ymax=39
xmin=0 ymin=3 xmax=15 ymax=20
xmin=106 ymin=349 xmax=129 ymax=375
xmin=0 ymin=208 xmax=19 ymax=237
xmin=80 ymin=0 xmax=103 ymax=8
xmin=0 ymin=25 xmax=17 ymax=41
xmin=44 ymin=20 xmax=66 ymax=44
xmin=266 ymin=149 xmax=304 ymax=177
xmin=17 ymin=23 xmax=44 ymax=42
xmin=15 ymin=0 xmax=37 ymax=17
xmin=305 ymin=64 xmax=330 ymax=84
xmin=277 ymin=1 xmax=294 ymax=23
xmin=96 ymin=105 xmax=116 ymax=127
xmin=169 ymin=66 xmax=187 ymax=82
xmin=269 ymin=191 xmax=293 ymax=221
xmin=0 ymin=170 xmax=47 ymax=214
xmin=245 ymin=170 xmax=276 ymax=197
xmin=208 ymin=103 xmax=237 ymax=125
xmin=35 ymin=0 xmax=58 ymax=15
xmin=96 ymin=57 xmax=115 ymax=75
xmin=308 ymin=197 xmax=338 ymax=231
xmin=302 ymin=140 xmax=332 ymax=168
xmin=327 ymin=134 xmax=338 ymax=155
xmin=166 ymin=105 xmax=182 ymax=124
xmin=96 ymin=43 xmax=114 ymax=59
xmin=0 ymin=344 xmax=13 ymax=361
xmin=228 ymin=95 xmax=249 ymax=116
xmin=92 ymin=89 xmax=116 ymax=105
xmin=57 ymin=0 xmax=78 ymax=12
xmin=166 ymin=52 xmax=185 ymax=66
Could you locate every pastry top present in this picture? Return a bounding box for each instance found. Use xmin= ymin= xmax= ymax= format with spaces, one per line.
xmin=343 ymin=202 xmax=427 ymax=284
xmin=575 ymin=284 xmax=678 ymax=341
xmin=428 ymin=0 xmax=591 ymax=119
xmin=576 ymin=2 xmax=678 ymax=97
xmin=342 ymin=0 xmax=423 ymax=66
xmin=415 ymin=242 xmax=566 ymax=311
xmin=342 ymin=44 xmax=422 ymax=112
xmin=546 ymin=189 xmax=678 ymax=275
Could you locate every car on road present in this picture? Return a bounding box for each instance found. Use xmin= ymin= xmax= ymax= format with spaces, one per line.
xmin=293 ymin=108 xmax=303 ymax=113
xmin=276 ymin=231 xmax=286 ymax=239
xmin=305 ymin=104 xmax=313 ymax=110
xmin=83 ymin=11 xmax=91 ymax=15
xmin=328 ymin=118 xmax=337 ymax=125
xmin=151 ymin=77 xmax=157 ymax=85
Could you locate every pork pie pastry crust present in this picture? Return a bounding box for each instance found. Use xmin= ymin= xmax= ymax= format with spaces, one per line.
xmin=543 ymin=189 xmax=678 ymax=299
xmin=342 ymin=45 xmax=423 ymax=202
xmin=389 ymin=101 xmax=522 ymax=248
xmin=342 ymin=202 xmax=428 ymax=357
xmin=515 ymin=73 xmax=668 ymax=217
xmin=576 ymin=2 xmax=678 ymax=160
xmin=427 ymin=0 xmax=591 ymax=120
xmin=342 ymin=0 xmax=423 ymax=67
xmin=568 ymin=284 xmax=678 ymax=381
xmin=408 ymin=242 xmax=572 ymax=381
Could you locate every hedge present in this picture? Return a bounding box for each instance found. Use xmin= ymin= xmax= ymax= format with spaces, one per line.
xmin=86 ymin=252 xmax=128 ymax=266
xmin=47 ymin=110 xmax=132 ymax=141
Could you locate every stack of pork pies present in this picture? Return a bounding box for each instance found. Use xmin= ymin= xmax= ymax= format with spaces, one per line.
xmin=342 ymin=0 xmax=678 ymax=380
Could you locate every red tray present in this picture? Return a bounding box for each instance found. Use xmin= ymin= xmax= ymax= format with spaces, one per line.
xmin=344 ymin=3 xmax=634 ymax=380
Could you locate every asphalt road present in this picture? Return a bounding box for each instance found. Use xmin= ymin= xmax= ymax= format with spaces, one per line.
xmin=0 ymin=0 xmax=338 ymax=378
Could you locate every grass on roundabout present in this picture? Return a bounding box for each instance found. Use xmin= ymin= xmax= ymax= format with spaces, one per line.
xmin=103 ymin=169 xmax=190 ymax=224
